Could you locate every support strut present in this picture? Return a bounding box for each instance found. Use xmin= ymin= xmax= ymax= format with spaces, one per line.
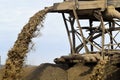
xmin=62 ymin=13 xmax=75 ymax=54
xmin=73 ymin=7 xmax=89 ymax=53
xmin=94 ymin=10 xmax=105 ymax=59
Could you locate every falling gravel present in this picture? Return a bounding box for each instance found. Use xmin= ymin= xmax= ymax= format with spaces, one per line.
xmin=2 ymin=7 xmax=53 ymax=80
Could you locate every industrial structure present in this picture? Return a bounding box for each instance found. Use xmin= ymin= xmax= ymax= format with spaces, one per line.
xmin=2 ymin=0 xmax=120 ymax=80
xmin=47 ymin=0 xmax=120 ymax=64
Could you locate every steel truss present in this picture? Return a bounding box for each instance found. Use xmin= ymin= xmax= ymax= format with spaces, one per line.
xmin=62 ymin=9 xmax=120 ymax=58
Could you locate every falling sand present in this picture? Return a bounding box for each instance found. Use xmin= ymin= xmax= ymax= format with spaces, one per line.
xmin=2 ymin=7 xmax=53 ymax=80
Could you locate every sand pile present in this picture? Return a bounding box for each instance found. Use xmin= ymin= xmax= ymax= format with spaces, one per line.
xmin=0 ymin=59 xmax=120 ymax=80
xmin=2 ymin=7 xmax=52 ymax=80
xmin=67 ymin=63 xmax=94 ymax=80
xmin=104 ymin=54 xmax=120 ymax=80
xmin=23 ymin=63 xmax=94 ymax=80
xmin=24 ymin=63 xmax=68 ymax=80
xmin=90 ymin=60 xmax=107 ymax=80
xmin=89 ymin=54 xmax=120 ymax=80
xmin=22 ymin=57 xmax=120 ymax=80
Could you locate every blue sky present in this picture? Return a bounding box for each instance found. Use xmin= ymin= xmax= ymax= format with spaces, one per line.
xmin=0 ymin=0 xmax=71 ymax=65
